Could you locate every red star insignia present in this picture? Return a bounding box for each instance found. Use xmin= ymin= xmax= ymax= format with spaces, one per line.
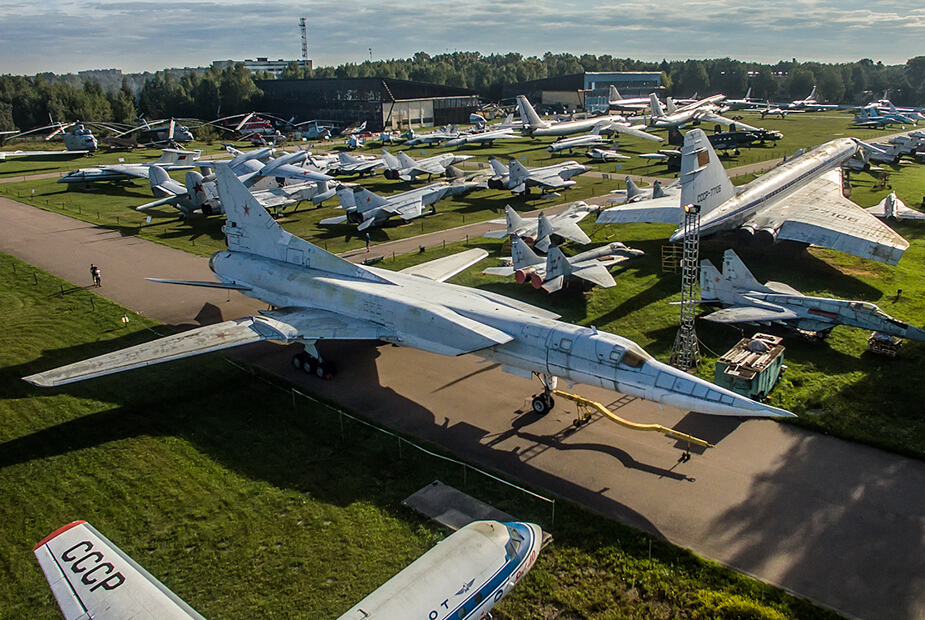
xmin=243 ymin=204 xmax=251 ymax=216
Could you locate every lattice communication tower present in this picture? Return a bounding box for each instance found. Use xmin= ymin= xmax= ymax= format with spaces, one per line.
xmin=299 ymin=17 xmax=308 ymax=61
xmin=668 ymin=203 xmax=702 ymax=370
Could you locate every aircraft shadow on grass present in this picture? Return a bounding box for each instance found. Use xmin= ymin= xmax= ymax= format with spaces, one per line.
xmin=5 ymin=331 xmax=661 ymax=536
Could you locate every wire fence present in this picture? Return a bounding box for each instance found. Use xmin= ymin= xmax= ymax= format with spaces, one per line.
xmin=222 ymin=356 xmax=558 ymax=527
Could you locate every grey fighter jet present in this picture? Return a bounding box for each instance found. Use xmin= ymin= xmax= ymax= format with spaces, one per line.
xmin=486 ymin=158 xmax=588 ymax=195
xmin=483 ymin=203 xmax=593 ymax=251
xmin=23 ymin=165 xmax=792 ymax=419
xmin=700 ymin=249 xmax=925 ymax=341
xmin=483 ymin=236 xmax=643 ymax=292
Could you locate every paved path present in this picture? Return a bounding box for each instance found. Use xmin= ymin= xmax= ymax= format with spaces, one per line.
xmin=2 ymin=196 xmax=925 ymax=620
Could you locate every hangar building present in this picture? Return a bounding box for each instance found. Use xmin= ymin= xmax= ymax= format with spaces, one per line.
xmin=501 ymin=72 xmax=662 ymax=112
xmin=256 ymin=77 xmax=479 ymax=132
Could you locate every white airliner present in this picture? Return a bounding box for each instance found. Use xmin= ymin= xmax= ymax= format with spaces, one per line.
xmin=597 ymin=129 xmax=908 ymax=265
xmin=34 ymin=519 xmax=544 ymax=620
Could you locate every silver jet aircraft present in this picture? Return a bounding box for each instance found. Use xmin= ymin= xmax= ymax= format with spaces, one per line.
xmin=700 ymin=249 xmax=925 ymax=341
xmin=34 ymin=519 xmax=543 ymax=620
xmin=320 ymin=181 xmax=477 ymax=230
xmin=483 ymin=203 xmax=593 ymax=250
xmin=596 ymin=128 xmax=909 ymax=265
xmin=57 ymin=149 xmax=203 ymax=184
xmin=23 ymin=165 xmax=792 ymax=418
xmin=486 ymin=157 xmax=588 ymax=195
xmin=865 ymin=192 xmax=925 ymax=221
xmin=381 ymin=149 xmax=472 ymax=181
xmin=483 ymin=236 xmax=643 ymax=292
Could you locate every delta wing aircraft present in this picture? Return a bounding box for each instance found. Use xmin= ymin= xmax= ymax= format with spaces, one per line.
xmin=381 ymin=149 xmax=472 ymax=181
xmin=596 ymin=128 xmax=910 ymax=265
xmin=866 ymin=192 xmax=925 ymax=221
xmin=587 ymin=148 xmax=631 ymax=162
xmin=487 ymin=158 xmax=588 ymax=195
xmin=483 ymin=235 xmax=643 ymax=292
xmin=700 ymin=249 xmax=925 ymax=341
xmin=33 ymin=519 xmax=544 ymax=620
xmin=57 ymin=149 xmax=203 ymax=184
xmin=483 ymin=203 xmax=594 ymax=250
xmin=24 ymin=164 xmax=792 ymax=417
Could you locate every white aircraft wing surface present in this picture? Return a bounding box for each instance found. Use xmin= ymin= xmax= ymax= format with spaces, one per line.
xmin=0 ymin=149 xmax=87 ymax=160
xmin=530 ymin=171 xmax=573 ymax=190
xmin=482 ymin=265 xmax=516 ymax=276
xmin=412 ymin=160 xmax=446 ymax=176
xmin=571 ymin=261 xmax=617 ymax=288
xmin=756 ymin=170 xmax=909 ymax=265
xmin=33 ymin=521 xmax=207 ymax=620
xmin=388 ymin=198 xmax=426 ymax=221
xmin=399 ymin=248 xmax=488 ymax=282
xmin=104 ymin=165 xmax=154 ymax=180
xmin=596 ymin=195 xmax=680 ymax=224
xmin=22 ymin=309 xmax=390 ymax=387
xmin=610 ymin=124 xmax=664 ymax=142
xmin=550 ymin=219 xmax=592 ymax=244
xmin=701 ymin=305 xmax=802 ymax=323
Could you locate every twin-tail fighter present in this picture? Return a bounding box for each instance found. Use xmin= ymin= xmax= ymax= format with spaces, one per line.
xmin=23 ymin=163 xmax=793 ymax=418
xmin=403 ymin=125 xmax=460 ymax=146
xmin=381 ymin=149 xmax=471 ymax=181
xmin=596 ymin=128 xmax=910 ymax=265
xmin=331 ymin=151 xmax=384 ymax=176
xmin=487 ymin=157 xmax=588 ymax=196
xmin=700 ymin=249 xmax=925 ymax=341
xmin=33 ymin=519 xmax=545 ymax=620
xmin=483 ymin=203 xmax=594 ymax=250
xmin=483 ymin=235 xmax=643 ymax=292
xmin=320 ymin=180 xmax=477 ymax=230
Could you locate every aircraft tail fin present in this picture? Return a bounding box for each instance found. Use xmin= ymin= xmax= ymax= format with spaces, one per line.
xmin=149 ymin=165 xmax=180 ymax=198
xmin=699 ymin=258 xmax=725 ymax=302
xmin=609 ymin=85 xmax=621 ymax=101
xmin=498 ymin=113 xmax=515 ymax=129
xmin=351 ymin=187 xmax=388 ymax=213
xmin=335 ymin=184 xmax=356 ymax=208
xmin=545 ymin=245 xmax=572 ymax=281
xmin=396 ymin=151 xmax=417 ymax=169
xmin=184 ymin=171 xmax=212 ymax=209
xmin=511 ymin=235 xmax=543 ymax=270
xmin=215 ymin=165 xmax=387 ymax=282
xmin=679 ymin=129 xmax=735 ymax=216
xmin=721 ymin=249 xmax=765 ymax=291
xmin=507 ymin=159 xmax=530 ymax=186
xmin=744 ymin=87 xmax=752 ymax=100
xmin=34 ymin=521 xmax=208 ymax=620
xmin=652 ymin=180 xmax=666 ymax=199
xmin=807 ymin=85 xmax=817 ymax=101
xmin=666 ymin=97 xmax=677 ymax=114
xmin=504 ymin=204 xmax=527 ymax=234
xmin=650 ymin=93 xmax=665 ymax=117
xmin=625 ymin=177 xmax=642 ymax=201
xmin=517 ymin=95 xmax=545 ymax=129
xmin=381 ymin=149 xmax=401 ymax=171
xmin=488 ymin=157 xmax=509 ymax=177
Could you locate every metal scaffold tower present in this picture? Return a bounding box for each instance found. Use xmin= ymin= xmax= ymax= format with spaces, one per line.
xmin=669 ymin=203 xmax=702 ymax=370
xmin=299 ymin=17 xmax=309 ymax=61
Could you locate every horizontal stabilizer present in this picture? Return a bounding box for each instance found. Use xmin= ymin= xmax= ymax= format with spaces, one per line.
xmin=399 ymin=248 xmax=488 ymax=282
xmin=136 ymin=196 xmax=179 ymax=211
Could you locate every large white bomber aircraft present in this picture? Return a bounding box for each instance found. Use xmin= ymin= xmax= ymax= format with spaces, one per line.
xmin=24 ymin=164 xmax=791 ymax=418
xmin=518 ymin=95 xmax=661 ymax=142
xmin=597 ymin=129 xmax=909 ymax=265
xmin=34 ymin=519 xmax=544 ymax=620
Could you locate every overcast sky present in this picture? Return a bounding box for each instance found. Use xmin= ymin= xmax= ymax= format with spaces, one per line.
xmin=3 ymin=0 xmax=923 ymax=75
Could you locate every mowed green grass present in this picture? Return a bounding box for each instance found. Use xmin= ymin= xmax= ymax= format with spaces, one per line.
xmin=0 ymin=253 xmax=839 ymax=620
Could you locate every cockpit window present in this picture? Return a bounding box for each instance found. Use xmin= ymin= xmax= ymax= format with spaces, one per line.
xmin=505 ymin=526 xmax=524 ymax=559
xmin=620 ymin=349 xmax=647 ymax=368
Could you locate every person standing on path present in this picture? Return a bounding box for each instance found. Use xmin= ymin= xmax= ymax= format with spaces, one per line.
xmin=365 ymin=232 xmax=371 ymax=252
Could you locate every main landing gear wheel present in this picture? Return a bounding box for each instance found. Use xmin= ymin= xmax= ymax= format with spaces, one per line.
xmin=315 ymin=360 xmax=337 ymax=380
xmin=532 ymin=393 xmax=555 ymax=415
xmin=292 ymin=352 xmax=337 ymax=380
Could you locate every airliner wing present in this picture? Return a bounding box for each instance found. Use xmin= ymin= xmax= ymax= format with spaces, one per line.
xmin=701 ymin=305 xmax=801 ymax=323
xmin=596 ymin=195 xmax=681 ymax=224
xmin=399 ymin=248 xmax=488 ymax=282
xmin=34 ymin=521 xmax=207 ymax=620
xmin=609 ymin=124 xmax=664 ymax=142
xmin=754 ymin=170 xmax=909 ymax=265
xmin=22 ymin=309 xmax=389 ymax=387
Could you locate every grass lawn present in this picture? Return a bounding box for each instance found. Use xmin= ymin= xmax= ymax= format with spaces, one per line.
xmin=0 ymin=253 xmax=841 ymax=620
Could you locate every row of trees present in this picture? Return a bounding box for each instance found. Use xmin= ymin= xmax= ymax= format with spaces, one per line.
xmin=2 ymin=53 xmax=924 ymax=132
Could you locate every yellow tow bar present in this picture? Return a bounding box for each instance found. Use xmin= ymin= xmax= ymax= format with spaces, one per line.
xmin=552 ymin=390 xmax=714 ymax=449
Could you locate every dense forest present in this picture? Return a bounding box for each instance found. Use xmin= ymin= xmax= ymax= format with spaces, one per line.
xmin=2 ymin=53 xmax=924 ymax=132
